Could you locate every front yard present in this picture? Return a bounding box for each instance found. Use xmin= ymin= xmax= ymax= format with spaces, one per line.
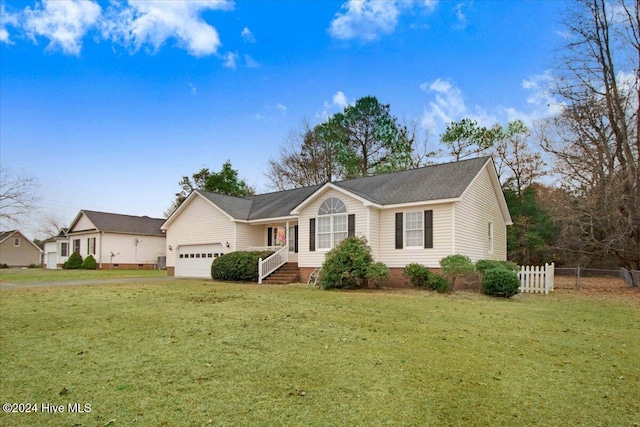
xmin=0 ymin=268 xmax=166 ymax=284
xmin=0 ymin=280 xmax=638 ymax=426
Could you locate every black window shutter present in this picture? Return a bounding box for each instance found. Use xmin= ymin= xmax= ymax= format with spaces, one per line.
xmin=348 ymin=214 xmax=355 ymax=237
xmin=294 ymin=225 xmax=299 ymax=253
xmin=87 ymin=238 xmax=90 ymax=255
xmin=267 ymin=227 xmax=273 ymax=247
xmin=424 ymin=210 xmax=433 ymax=249
xmin=395 ymin=213 xmax=403 ymax=249
xmin=309 ymin=219 xmax=316 ymax=252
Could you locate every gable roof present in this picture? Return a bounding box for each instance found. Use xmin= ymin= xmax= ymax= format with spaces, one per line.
xmin=68 ymin=210 xmax=165 ymax=236
xmin=0 ymin=230 xmax=43 ymax=251
xmin=166 ymin=157 xmax=501 ymax=226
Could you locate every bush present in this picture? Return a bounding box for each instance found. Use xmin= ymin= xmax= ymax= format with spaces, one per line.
xmin=475 ymin=259 xmax=517 ymax=274
xmin=64 ymin=252 xmax=83 ymax=269
xmin=481 ymin=268 xmax=521 ymax=298
xmin=440 ymin=254 xmax=475 ymax=289
xmin=28 ymin=264 xmax=40 ymax=269
xmin=404 ymin=263 xmax=431 ymax=287
xmin=81 ymin=255 xmax=97 ymax=270
xmin=403 ymin=263 xmax=451 ymax=292
xmin=211 ymin=251 xmax=273 ymax=282
xmin=318 ymin=236 xmax=388 ymax=290
xmin=0 ymin=263 xmax=8 ymax=269
xmin=428 ymin=273 xmax=451 ymax=293
xmin=366 ymin=261 xmax=390 ymax=288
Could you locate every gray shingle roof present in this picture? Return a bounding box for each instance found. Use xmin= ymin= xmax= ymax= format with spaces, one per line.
xmin=0 ymin=230 xmax=17 ymax=244
xmin=74 ymin=210 xmax=165 ymax=236
xmin=195 ymin=157 xmax=491 ymax=221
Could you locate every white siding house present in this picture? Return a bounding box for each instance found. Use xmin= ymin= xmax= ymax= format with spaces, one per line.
xmin=162 ymin=157 xmax=512 ymax=285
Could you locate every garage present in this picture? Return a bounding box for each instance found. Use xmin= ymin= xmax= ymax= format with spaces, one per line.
xmin=175 ymin=244 xmax=225 ymax=278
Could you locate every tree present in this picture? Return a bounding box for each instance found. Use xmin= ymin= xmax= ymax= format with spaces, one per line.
xmin=493 ymin=119 xmax=546 ymax=199
xmin=37 ymin=213 xmax=68 ymax=239
xmin=440 ymin=118 xmax=503 ymax=161
xmin=321 ymin=96 xmax=413 ymax=178
xmin=165 ymin=161 xmax=254 ymax=216
xmin=0 ymin=168 xmax=41 ymax=227
xmin=266 ymin=120 xmax=341 ymax=190
xmin=540 ymin=0 xmax=639 ymax=269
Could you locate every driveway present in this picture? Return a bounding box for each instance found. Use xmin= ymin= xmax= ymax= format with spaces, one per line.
xmin=0 ymin=276 xmax=176 ymax=290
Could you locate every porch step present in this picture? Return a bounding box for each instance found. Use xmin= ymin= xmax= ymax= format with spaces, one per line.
xmin=263 ymin=262 xmax=300 ymax=284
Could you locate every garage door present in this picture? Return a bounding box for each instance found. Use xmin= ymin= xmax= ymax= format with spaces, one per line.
xmin=176 ymin=244 xmax=225 ymax=278
xmin=46 ymin=252 xmax=57 ymax=269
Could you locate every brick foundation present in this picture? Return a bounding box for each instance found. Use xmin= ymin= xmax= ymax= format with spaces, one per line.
xmin=97 ymin=263 xmax=156 ymax=270
xmin=167 ymin=267 xmax=175 ymax=276
xmin=299 ymin=266 xmax=446 ymax=288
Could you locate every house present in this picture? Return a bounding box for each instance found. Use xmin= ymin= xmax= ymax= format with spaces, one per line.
xmin=0 ymin=230 xmax=43 ymax=267
xmin=161 ymin=157 xmax=512 ymax=285
xmin=65 ymin=210 xmax=166 ymax=269
xmin=42 ymin=228 xmax=69 ymax=269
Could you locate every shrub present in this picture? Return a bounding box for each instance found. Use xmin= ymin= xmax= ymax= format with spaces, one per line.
xmin=428 ymin=273 xmax=451 ymax=293
xmin=318 ymin=236 xmax=388 ymax=290
xmin=81 ymin=255 xmax=97 ymax=270
xmin=0 ymin=263 xmax=8 ymax=269
xmin=404 ymin=263 xmax=431 ymax=287
xmin=211 ymin=251 xmax=273 ymax=282
xmin=28 ymin=264 xmax=40 ymax=269
xmin=476 ymin=259 xmax=517 ymax=274
xmin=481 ymin=268 xmax=521 ymax=298
xmin=366 ymin=261 xmax=390 ymax=288
xmin=64 ymin=252 xmax=83 ymax=269
xmin=440 ymin=254 xmax=475 ymax=289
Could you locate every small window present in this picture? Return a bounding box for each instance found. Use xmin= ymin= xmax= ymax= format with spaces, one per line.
xmin=14 ymin=238 xmax=20 ymax=246
xmin=207 ymin=253 xmax=213 ymax=258
xmin=201 ymin=253 xmax=206 ymax=258
xmin=405 ymin=212 xmax=424 ymax=248
xmin=73 ymin=239 xmax=80 ymax=254
xmin=179 ymin=254 xmax=184 ymax=258
xmin=196 ymin=254 xmax=201 ymax=258
xmin=488 ymin=222 xmax=494 ymax=254
xmin=190 ymin=254 xmax=195 ymax=258
xmin=60 ymin=242 xmax=68 ymax=257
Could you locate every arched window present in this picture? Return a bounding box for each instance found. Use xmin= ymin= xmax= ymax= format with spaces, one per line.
xmin=317 ymin=197 xmax=347 ymax=215
xmin=317 ymin=197 xmax=348 ymax=249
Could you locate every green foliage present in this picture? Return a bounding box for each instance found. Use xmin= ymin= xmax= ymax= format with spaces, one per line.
xmin=0 ymin=263 xmax=8 ymax=269
xmin=403 ymin=263 xmax=450 ymax=293
xmin=403 ymin=263 xmax=431 ymax=287
xmin=205 ymin=160 xmax=254 ymax=197
xmin=64 ymin=252 xmax=83 ymax=270
xmin=319 ymin=96 xmax=413 ymax=178
xmin=475 ymin=259 xmax=517 ymax=274
xmin=504 ymin=185 xmax=556 ymax=265
xmin=481 ymin=268 xmax=521 ymax=298
xmin=440 ymin=255 xmax=475 ymax=276
xmin=318 ymin=236 xmax=388 ymax=289
xmin=440 ymin=118 xmax=504 ymax=160
xmin=81 ymin=255 xmax=97 ymax=270
xmin=27 ymin=264 xmax=40 ymax=269
xmin=211 ymin=251 xmax=273 ymax=282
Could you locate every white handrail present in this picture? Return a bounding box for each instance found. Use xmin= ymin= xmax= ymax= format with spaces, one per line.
xmin=258 ymin=245 xmax=288 ymax=284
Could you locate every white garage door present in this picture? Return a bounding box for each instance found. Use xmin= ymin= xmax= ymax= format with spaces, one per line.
xmin=176 ymin=244 xmax=225 ymax=278
xmin=46 ymin=252 xmax=57 ymax=269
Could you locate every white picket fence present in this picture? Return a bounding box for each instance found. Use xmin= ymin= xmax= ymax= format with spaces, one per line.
xmin=518 ymin=263 xmax=555 ymax=294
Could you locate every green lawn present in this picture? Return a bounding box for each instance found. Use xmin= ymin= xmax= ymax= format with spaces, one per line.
xmin=1 ymin=281 xmax=638 ymax=426
xmin=0 ymin=268 xmax=166 ymax=283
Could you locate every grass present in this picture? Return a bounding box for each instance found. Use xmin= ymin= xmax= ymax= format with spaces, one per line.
xmin=1 ymin=281 xmax=639 ymax=426
xmin=0 ymin=268 xmax=166 ymax=284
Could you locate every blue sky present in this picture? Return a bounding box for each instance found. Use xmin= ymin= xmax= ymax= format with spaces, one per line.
xmin=1 ymin=0 xmax=568 ymax=238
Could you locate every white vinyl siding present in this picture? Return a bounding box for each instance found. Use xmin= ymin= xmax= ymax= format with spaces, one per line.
xmin=454 ymin=166 xmax=507 ymax=262
xmin=165 ymin=195 xmax=236 ymax=268
xmin=99 ymin=233 xmax=165 ymax=266
xmin=378 ymin=203 xmax=454 ymax=268
xmin=73 ymin=214 xmax=95 ymax=231
xmin=235 ymin=222 xmax=263 ymax=251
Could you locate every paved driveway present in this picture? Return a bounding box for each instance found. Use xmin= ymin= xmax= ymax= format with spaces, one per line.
xmin=0 ymin=276 xmax=175 ymax=290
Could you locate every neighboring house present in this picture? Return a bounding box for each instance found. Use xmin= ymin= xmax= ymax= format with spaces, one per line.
xmin=42 ymin=228 xmax=69 ymax=269
xmin=162 ymin=157 xmax=512 ymax=285
xmin=0 ymin=230 xmax=42 ymax=267
xmin=66 ymin=210 xmax=166 ymax=269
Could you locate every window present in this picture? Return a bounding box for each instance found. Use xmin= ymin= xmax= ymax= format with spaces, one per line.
xmin=73 ymin=239 xmax=80 ymax=254
xmin=316 ymin=198 xmax=348 ymax=250
xmin=288 ymin=226 xmax=296 ymax=252
xmin=14 ymin=238 xmax=20 ymax=246
xmin=60 ymin=242 xmax=68 ymax=257
xmin=488 ymin=222 xmax=494 ymax=254
xmin=395 ymin=210 xmax=433 ymax=250
xmin=405 ymin=212 xmax=423 ymax=248
xmin=87 ymin=238 xmax=96 ymax=255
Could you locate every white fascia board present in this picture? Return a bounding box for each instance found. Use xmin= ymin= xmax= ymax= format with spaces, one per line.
xmin=235 ymin=215 xmax=299 ymax=225
xmin=290 ymin=183 xmax=380 ymax=214
xmin=378 ymin=197 xmax=461 ymax=210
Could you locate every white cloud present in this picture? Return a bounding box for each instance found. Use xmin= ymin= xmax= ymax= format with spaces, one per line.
xmin=275 ymin=103 xmax=288 ymax=114
xmin=332 ymin=91 xmax=348 ymax=109
xmin=255 ymin=103 xmax=287 ymax=121
xmin=102 ymin=0 xmax=232 ymax=57
xmin=241 ymin=26 xmax=255 ymax=43
xmin=519 ymin=71 xmax=566 ymax=121
xmin=420 ymin=78 xmax=469 ymax=130
xmin=1 ymin=5 xmax=19 ymax=44
xmin=222 ymin=51 xmax=239 ymax=68
xmin=244 ymin=54 xmax=258 ymax=68
xmin=453 ymin=3 xmax=468 ymax=29
xmin=187 ymin=82 xmax=197 ymax=95
xmin=22 ymin=0 xmax=101 ymax=55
